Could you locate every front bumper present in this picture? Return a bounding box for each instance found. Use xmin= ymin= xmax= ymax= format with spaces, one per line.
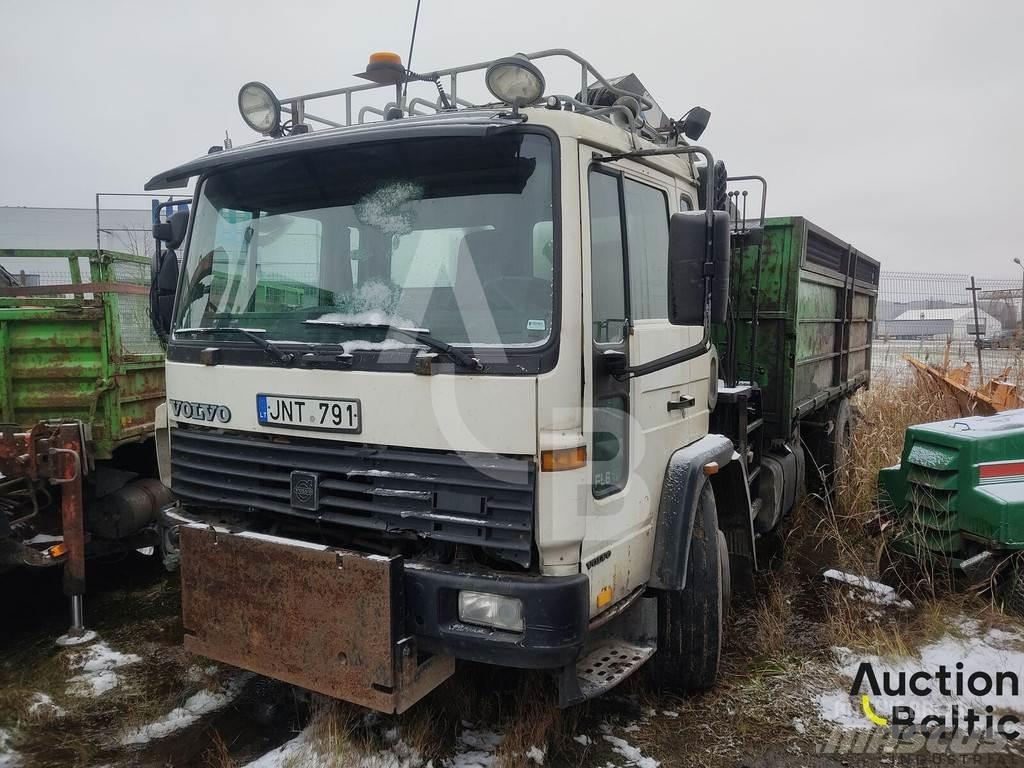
xmin=170 ymin=508 xmax=588 ymax=710
xmin=405 ymin=563 xmax=589 ymax=669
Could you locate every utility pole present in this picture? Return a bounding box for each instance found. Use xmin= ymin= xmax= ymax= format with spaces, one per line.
xmin=1014 ymin=257 xmax=1024 ymax=342
xmin=968 ymin=276 xmax=984 ymax=386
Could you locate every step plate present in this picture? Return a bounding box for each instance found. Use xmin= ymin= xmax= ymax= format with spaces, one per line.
xmin=576 ymin=640 xmax=655 ymax=699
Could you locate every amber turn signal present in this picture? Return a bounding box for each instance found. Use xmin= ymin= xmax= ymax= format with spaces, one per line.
xmin=541 ymin=445 xmax=587 ymax=472
xmin=46 ymin=542 xmax=68 ymax=559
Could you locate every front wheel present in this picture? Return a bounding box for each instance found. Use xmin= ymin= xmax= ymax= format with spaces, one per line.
xmin=654 ymin=482 xmax=725 ymax=691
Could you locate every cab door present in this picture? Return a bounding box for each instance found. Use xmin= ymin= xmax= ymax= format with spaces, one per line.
xmin=579 ymin=147 xmax=706 ymax=616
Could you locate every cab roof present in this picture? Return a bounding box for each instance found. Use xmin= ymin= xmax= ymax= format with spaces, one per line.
xmin=145 ymin=110 xmax=526 ymax=191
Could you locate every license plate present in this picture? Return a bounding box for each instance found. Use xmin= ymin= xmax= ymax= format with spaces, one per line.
xmin=257 ymin=394 xmax=361 ymax=433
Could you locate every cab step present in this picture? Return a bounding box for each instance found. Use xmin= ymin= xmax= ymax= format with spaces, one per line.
xmin=574 ymin=640 xmax=656 ymax=700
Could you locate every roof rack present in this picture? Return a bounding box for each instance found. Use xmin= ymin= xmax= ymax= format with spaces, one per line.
xmin=274 ymin=48 xmax=678 ymax=146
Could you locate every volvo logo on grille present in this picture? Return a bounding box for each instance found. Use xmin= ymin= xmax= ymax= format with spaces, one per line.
xmin=290 ymin=471 xmax=319 ymax=511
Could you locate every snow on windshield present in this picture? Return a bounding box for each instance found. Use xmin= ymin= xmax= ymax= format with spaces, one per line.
xmin=354 ymin=181 xmax=423 ymax=236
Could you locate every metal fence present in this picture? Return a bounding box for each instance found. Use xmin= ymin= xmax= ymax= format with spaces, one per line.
xmin=873 ymin=271 xmax=1024 ymax=385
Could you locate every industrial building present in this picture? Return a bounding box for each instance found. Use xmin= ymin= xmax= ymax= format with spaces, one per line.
xmin=881 ymin=307 xmax=1002 ymax=340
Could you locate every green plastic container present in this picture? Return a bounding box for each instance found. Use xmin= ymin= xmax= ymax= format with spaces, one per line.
xmin=879 ymin=410 xmax=1024 ymax=557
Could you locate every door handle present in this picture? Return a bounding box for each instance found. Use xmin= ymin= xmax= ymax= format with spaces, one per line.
xmin=667 ymin=395 xmax=696 ymax=413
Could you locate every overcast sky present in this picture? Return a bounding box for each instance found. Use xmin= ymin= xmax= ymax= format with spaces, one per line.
xmin=1 ymin=0 xmax=1021 ymax=274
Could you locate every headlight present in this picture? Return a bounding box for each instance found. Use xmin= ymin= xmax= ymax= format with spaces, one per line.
xmin=484 ymin=55 xmax=545 ymax=108
xmin=238 ymin=81 xmax=281 ymax=135
xmin=458 ymin=590 xmax=524 ymax=632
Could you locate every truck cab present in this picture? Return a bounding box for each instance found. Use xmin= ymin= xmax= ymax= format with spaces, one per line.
xmin=146 ymin=49 xmax=873 ymax=711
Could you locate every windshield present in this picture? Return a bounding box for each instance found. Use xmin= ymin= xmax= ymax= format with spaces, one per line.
xmin=175 ymin=132 xmax=556 ymax=349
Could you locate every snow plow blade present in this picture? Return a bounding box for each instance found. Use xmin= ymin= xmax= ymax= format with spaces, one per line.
xmin=180 ymin=525 xmax=453 ymax=713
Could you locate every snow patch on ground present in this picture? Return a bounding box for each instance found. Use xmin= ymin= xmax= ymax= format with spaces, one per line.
xmin=66 ymin=641 xmax=141 ymax=697
xmin=602 ymin=734 xmax=660 ymax=768
xmin=447 ymin=727 xmax=503 ymax=767
xmin=120 ymin=676 xmax=246 ymax=745
xmin=244 ymin=722 xmax=426 ymax=768
xmin=182 ymin=664 xmax=220 ymax=685
xmin=525 ymin=745 xmax=545 ymax=764
xmin=816 ymin=617 xmax=1024 ymax=729
xmin=823 ymin=569 xmax=914 ymax=610
xmin=0 ymin=729 xmax=19 ymax=768
xmin=244 ymin=729 xmax=319 ymax=768
xmin=27 ymin=693 xmax=64 ymax=719
xmin=573 ymin=734 xmax=592 ymax=746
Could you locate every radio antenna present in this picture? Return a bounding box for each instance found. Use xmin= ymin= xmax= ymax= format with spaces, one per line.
xmin=400 ymin=0 xmax=423 ymax=109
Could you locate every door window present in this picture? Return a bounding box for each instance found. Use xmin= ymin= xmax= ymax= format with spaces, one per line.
xmin=624 ymin=179 xmax=670 ymax=320
xmin=588 ymin=169 xmax=630 ymax=497
xmin=587 ymin=170 xmax=672 ymax=498
xmin=588 ymin=171 xmax=627 ymax=344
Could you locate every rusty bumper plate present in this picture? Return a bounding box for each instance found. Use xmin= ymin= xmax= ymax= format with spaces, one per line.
xmin=180 ymin=525 xmax=453 ymax=713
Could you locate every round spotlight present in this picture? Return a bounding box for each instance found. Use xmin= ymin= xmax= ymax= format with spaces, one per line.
xmin=238 ymin=81 xmax=281 ymax=135
xmin=484 ymin=55 xmax=545 ymax=108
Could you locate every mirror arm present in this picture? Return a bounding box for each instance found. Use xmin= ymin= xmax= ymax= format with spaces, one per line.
xmin=595 ymin=145 xmax=717 ymax=379
xmin=621 ymin=338 xmax=712 ymax=379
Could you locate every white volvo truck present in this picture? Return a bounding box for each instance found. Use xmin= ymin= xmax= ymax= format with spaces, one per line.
xmin=145 ymin=49 xmax=866 ymax=712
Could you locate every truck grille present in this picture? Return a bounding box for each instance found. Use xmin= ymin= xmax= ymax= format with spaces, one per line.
xmin=904 ymin=440 xmax=960 ymax=551
xmin=170 ymin=427 xmax=536 ymax=566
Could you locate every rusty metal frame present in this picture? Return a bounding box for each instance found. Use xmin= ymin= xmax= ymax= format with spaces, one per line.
xmin=0 ymin=422 xmax=88 ymax=633
xmin=0 ymin=282 xmax=150 ymax=297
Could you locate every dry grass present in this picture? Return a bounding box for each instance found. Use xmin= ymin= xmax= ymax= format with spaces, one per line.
xmin=798 ymin=374 xmax=964 ymax=576
xmin=838 ymin=374 xmax=962 ymax=527
xmin=204 ymin=729 xmax=237 ymax=768
xmin=299 ymin=669 xmax=585 ymax=767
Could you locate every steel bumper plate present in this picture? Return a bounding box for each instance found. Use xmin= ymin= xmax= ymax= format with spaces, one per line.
xmin=180 ymin=525 xmax=453 ymax=713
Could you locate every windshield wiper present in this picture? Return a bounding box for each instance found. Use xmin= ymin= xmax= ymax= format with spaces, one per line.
xmin=303 ymin=321 xmax=484 ymax=372
xmin=175 ymin=327 xmax=296 ymax=364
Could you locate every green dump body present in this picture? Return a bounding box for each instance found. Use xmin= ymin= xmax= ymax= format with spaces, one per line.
xmin=718 ymin=216 xmax=880 ymax=442
xmin=879 ymin=410 xmax=1024 ymax=556
xmin=0 ymin=250 xmax=165 ymax=460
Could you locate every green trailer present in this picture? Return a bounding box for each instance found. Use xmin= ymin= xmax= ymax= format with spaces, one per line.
xmin=714 ymin=215 xmax=880 ymax=486
xmin=0 ymin=250 xmax=165 ymax=458
xmin=0 ymin=250 xmax=171 ymax=623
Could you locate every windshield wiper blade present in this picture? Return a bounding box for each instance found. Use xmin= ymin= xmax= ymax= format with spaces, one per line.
xmin=175 ymin=326 xmax=295 ymax=364
xmin=303 ymin=321 xmax=484 ymax=371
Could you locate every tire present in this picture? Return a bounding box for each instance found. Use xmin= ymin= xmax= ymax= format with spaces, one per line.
xmin=830 ymin=398 xmax=853 ymax=479
xmin=806 ymin=398 xmax=853 ymax=495
xmin=654 ymin=483 xmax=724 ymax=691
xmin=717 ymin=530 xmax=732 ymax=618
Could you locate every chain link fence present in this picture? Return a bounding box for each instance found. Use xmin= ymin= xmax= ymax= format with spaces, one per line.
xmin=873 ymin=271 xmax=1024 ymax=385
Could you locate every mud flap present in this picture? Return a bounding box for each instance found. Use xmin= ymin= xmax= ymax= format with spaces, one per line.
xmin=180 ymin=525 xmax=453 ymax=713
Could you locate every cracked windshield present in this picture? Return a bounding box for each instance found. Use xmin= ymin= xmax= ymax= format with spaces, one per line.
xmin=176 ymin=133 xmax=555 ymax=350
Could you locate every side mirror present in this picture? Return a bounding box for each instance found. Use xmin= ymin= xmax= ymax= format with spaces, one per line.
xmin=153 ymin=210 xmax=189 ymax=250
xmin=149 ymin=247 xmax=179 ymax=340
xmin=667 ymin=211 xmax=731 ymax=327
xmin=679 ymin=106 xmax=711 ymax=141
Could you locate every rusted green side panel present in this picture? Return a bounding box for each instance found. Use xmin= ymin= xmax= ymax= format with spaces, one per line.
xmin=714 ymin=217 xmax=880 ymax=442
xmin=0 ymin=250 xmax=165 ymax=459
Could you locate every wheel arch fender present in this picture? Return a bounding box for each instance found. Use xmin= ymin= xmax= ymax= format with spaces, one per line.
xmin=649 ymin=434 xmax=736 ymax=592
